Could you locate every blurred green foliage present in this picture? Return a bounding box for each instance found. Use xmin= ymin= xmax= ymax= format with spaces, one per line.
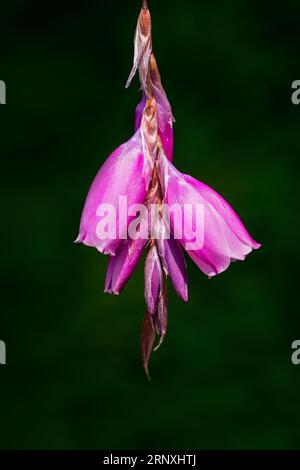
xmin=0 ymin=0 xmax=299 ymax=450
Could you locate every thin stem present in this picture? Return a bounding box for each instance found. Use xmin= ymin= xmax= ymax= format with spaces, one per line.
xmin=142 ymin=0 xmax=148 ymax=9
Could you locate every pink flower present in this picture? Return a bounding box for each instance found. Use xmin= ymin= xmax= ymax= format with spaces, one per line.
xmin=164 ymin=158 xmax=260 ymax=277
xmin=76 ymin=0 xmax=260 ymax=378
xmin=76 ymin=130 xmax=148 ymax=256
xmin=105 ymin=237 xmax=147 ymax=295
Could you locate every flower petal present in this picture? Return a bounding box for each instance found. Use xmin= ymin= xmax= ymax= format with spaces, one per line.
xmin=184 ymin=174 xmax=260 ymax=250
xmin=150 ymin=55 xmax=174 ymax=161
xmin=105 ymin=238 xmax=147 ymax=295
xmin=134 ymin=96 xmax=147 ymax=132
xmin=153 ymin=212 xmax=188 ymax=302
xmin=164 ymin=237 xmax=188 ymax=302
xmin=76 ymin=130 xmax=148 ymax=256
xmin=165 ymin=160 xmax=260 ymax=277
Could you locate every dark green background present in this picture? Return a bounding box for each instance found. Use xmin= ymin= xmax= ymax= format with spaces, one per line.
xmin=1 ymin=0 xmax=299 ymax=450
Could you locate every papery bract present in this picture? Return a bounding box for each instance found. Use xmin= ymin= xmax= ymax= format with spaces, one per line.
xmin=126 ymin=5 xmax=152 ymax=91
xmin=144 ymin=243 xmax=163 ymax=315
xmin=150 ymin=54 xmax=174 ymax=162
xmin=135 ymin=96 xmax=173 ymax=162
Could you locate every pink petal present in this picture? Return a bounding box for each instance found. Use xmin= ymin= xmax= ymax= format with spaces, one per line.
xmin=105 ymin=238 xmax=147 ymax=295
xmin=164 ymin=238 xmax=188 ymax=302
xmin=165 ymin=160 xmax=260 ymax=277
xmin=76 ymin=130 xmax=148 ymax=256
xmin=152 ymin=85 xmax=174 ymax=162
xmin=154 ymin=212 xmax=188 ymax=302
xmin=134 ymin=96 xmax=147 ymax=132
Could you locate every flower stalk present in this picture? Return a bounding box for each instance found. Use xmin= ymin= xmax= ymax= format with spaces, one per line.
xmin=76 ymin=0 xmax=260 ymax=379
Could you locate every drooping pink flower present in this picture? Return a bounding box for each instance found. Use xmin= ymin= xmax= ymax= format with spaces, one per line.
xmin=76 ymin=0 xmax=260 ymax=378
xmin=164 ymin=158 xmax=260 ymax=277
xmin=76 ymin=130 xmax=147 ymax=255
xmin=104 ymin=236 xmax=147 ymax=295
xmin=76 ymin=94 xmax=156 ymax=255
